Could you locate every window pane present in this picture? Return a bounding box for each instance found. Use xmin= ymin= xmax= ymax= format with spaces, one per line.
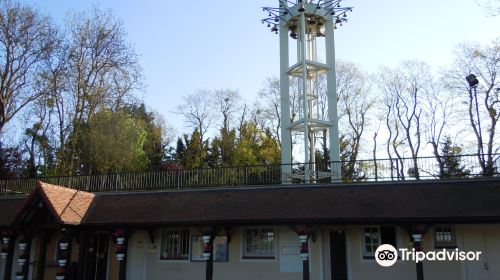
xmin=243 ymin=228 xmax=275 ymax=259
xmin=160 ymin=229 xmax=190 ymax=260
xmin=380 ymin=226 xmax=397 ymax=247
xmin=435 ymin=226 xmax=456 ymax=248
xmin=363 ymin=227 xmax=381 ymax=257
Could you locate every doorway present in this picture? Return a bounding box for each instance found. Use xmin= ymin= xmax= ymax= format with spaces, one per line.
xmin=86 ymin=233 xmax=109 ymax=280
xmin=330 ymin=230 xmax=348 ymax=280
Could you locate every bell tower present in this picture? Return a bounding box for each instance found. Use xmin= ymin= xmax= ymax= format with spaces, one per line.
xmin=262 ymin=0 xmax=352 ymax=183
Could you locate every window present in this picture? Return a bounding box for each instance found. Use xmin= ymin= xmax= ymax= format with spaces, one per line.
xmin=191 ymin=236 xmax=228 ymax=262
xmin=363 ymin=227 xmax=379 ymax=257
xmin=363 ymin=226 xmax=396 ymax=259
xmin=160 ymin=229 xmax=190 ymax=260
xmin=243 ymin=228 xmax=275 ymax=259
xmin=434 ymin=226 xmax=456 ymax=248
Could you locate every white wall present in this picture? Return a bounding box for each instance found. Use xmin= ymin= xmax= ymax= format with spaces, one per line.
xmin=346 ymin=225 xmax=416 ymax=280
xmin=127 ymin=226 xmax=303 ymax=280
xmin=345 ymin=224 xmax=500 ymax=280
xmin=125 ymin=224 xmax=500 ymax=280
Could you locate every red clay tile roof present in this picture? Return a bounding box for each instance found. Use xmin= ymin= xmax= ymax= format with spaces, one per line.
xmin=37 ymin=182 xmax=95 ymax=225
xmin=8 ymin=182 xmax=96 ymax=226
xmin=83 ymin=178 xmax=500 ymax=226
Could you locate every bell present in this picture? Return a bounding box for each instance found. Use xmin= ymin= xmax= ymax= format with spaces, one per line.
xmin=271 ymin=26 xmax=278 ymax=32
xmin=290 ymin=32 xmax=298 ymax=39
xmin=298 ymin=3 xmax=305 ymax=12
xmin=315 ymin=26 xmax=324 ymax=37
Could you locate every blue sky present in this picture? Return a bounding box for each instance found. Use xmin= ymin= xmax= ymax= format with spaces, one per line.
xmin=22 ymin=0 xmax=500 ymax=135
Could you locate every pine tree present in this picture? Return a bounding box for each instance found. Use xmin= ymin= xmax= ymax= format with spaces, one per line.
xmin=437 ymin=137 xmax=470 ymax=179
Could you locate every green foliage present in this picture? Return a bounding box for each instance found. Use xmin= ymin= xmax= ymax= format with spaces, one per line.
xmin=124 ymin=103 xmax=167 ymax=171
xmin=173 ymin=121 xmax=280 ymax=170
xmin=175 ymin=129 xmax=208 ymax=169
xmin=77 ymin=110 xmax=148 ymax=174
xmin=340 ymin=136 xmax=366 ymax=182
xmin=207 ymin=128 xmax=237 ymax=167
xmin=437 ymin=137 xmax=470 ymax=179
xmin=233 ymin=122 xmax=280 ymax=166
xmin=23 ymin=122 xmax=55 ymax=177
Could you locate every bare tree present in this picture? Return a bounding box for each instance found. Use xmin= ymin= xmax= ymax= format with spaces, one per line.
xmin=477 ymin=0 xmax=500 ymax=15
xmin=51 ymin=8 xmax=142 ymax=174
xmin=0 ymin=1 xmax=57 ymax=134
xmin=175 ymin=90 xmax=216 ymax=145
xmin=214 ymin=88 xmax=241 ymax=133
xmin=424 ymin=80 xmax=457 ymax=177
xmin=22 ymin=94 xmax=54 ymax=176
xmin=254 ymin=76 xmax=302 ymax=147
xmin=379 ymin=61 xmax=431 ymax=180
xmin=256 ymin=77 xmax=281 ymax=143
xmin=336 ymin=62 xmax=374 ymax=180
xmin=443 ymin=39 xmax=500 ymax=175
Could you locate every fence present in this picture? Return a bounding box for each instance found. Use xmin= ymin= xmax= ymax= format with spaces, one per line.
xmin=0 ymin=154 xmax=498 ymax=196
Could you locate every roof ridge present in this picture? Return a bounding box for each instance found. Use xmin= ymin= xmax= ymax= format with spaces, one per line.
xmin=37 ymin=181 xmax=96 ymax=225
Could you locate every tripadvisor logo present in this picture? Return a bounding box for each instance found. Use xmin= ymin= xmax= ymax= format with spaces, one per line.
xmin=375 ymin=244 xmax=482 ymax=267
xmin=375 ymin=244 xmax=398 ymax=267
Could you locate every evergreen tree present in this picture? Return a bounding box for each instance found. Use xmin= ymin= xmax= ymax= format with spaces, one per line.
xmin=233 ymin=121 xmax=280 ymax=166
xmin=174 ymin=137 xmax=186 ymax=164
xmin=207 ymin=128 xmax=237 ymax=167
xmin=0 ymin=143 xmax=25 ymax=179
xmin=176 ymin=129 xmax=208 ymax=169
xmin=437 ymin=137 xmax=470 ymax=179
xmin=125 ymin=103 xmax=167 ymax=171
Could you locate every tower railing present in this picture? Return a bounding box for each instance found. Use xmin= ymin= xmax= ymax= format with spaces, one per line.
xmin=0 ymin=154 xmax=498 ymax=196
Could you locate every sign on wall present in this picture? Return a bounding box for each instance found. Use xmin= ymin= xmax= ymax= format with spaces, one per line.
xmin=279 ymin=228 xmax=302 ymax=272
xmin=191 ymin=236 xmax=228 ymax=262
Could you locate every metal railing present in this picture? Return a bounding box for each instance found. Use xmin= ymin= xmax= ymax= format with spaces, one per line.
xmin=0 ymin=154 xmax=498 ymax=196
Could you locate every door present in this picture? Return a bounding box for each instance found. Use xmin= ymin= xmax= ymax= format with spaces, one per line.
xmin=330 ymin=230 xmax=348 ymax=280
xmin=86 ymin=233 xmax=109 ymax=280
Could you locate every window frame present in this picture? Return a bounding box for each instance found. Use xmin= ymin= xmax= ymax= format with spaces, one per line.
xmin=434 ymin=225 xmax=457 ymax=249
xmin=362 ymin=226 xmax=380 ymax=259
xmin=362 ymin=226 xmax=397 ymax=259
xmin=159 ymin=228 xmax=191 ymax=261
xmin=241 ymin=227 xmax=277 ymax=260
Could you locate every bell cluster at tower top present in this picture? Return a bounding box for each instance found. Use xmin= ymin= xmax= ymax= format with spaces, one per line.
xmin=261 ymin=0 xmax=353 ymax=37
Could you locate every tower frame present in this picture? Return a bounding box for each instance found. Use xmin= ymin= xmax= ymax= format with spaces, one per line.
xmin=262 ymin=0 xmax=352 ymax=183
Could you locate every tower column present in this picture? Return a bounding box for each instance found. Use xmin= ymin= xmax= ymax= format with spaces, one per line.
xmin=325 ymin=18 xmax=341 ymax=181
xmin=279 ymin=1 xmax=292 ymax=184
xmin=300 ymin=11 xmax=310 ymax=183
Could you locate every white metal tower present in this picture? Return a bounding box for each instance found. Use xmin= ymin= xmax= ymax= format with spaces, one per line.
xmin=262 ymin=0 xmax=352 ymax=183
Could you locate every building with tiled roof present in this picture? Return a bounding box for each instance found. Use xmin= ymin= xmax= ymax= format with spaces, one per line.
xmin=1 ymin=179 xmax=500 ymax=280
